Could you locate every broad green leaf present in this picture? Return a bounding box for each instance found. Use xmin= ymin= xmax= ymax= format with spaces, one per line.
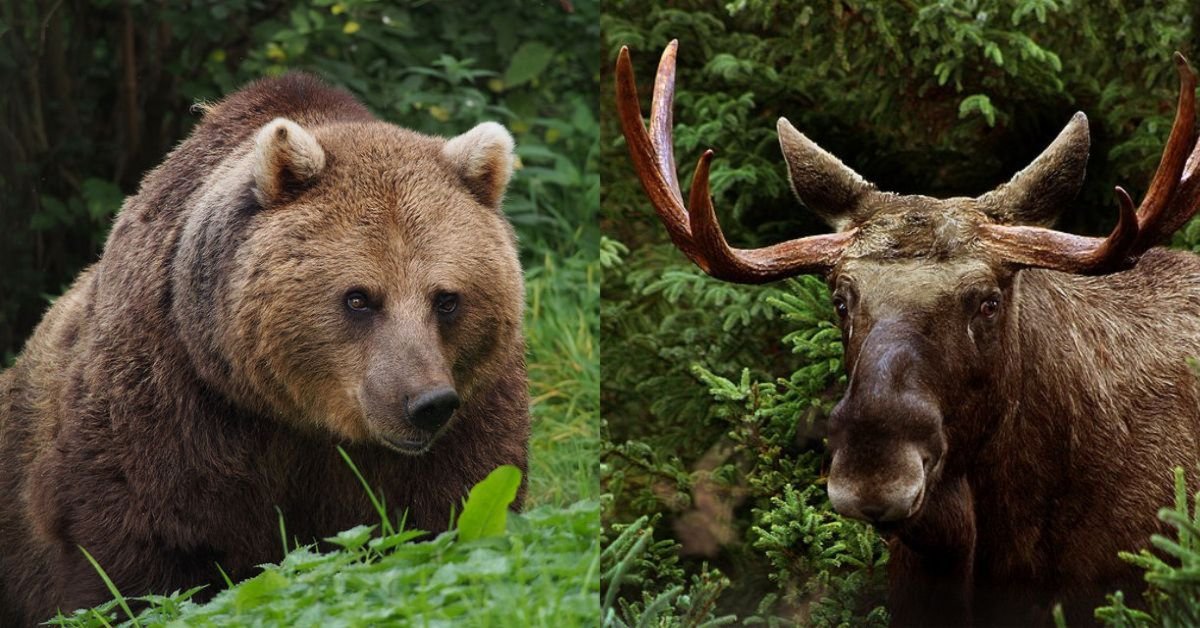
xmin=234 ymin=570 xmax=289 ymax=610
xmin=502 ymin=42 xmax=555 ymax=88
xmin=456 ymin=465 xmax=522 ymax=541
xmin=81 ymin=178 xmax=124 ymax=222
xmin=324 ymin=524 xmax=375 ymax=551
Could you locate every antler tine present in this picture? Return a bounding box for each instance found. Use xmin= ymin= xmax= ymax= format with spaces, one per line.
xmin=688 ymin=150 xmax=857 ymax=282
xmin=1153 ymin=138 xmax=1200 ymax=245
xmin=650 ymin=40 xmax=683 ymax=202
xmin=616 ymin=42 xmax=857 ymax=283
xmin=614 ymin=45 xmax=706 ymax=267
xmin=983 ymin=53 xmax=1199 ymax=274
xmin=1132 ymin=52 xmax=1198 ymax=249
xmin=981 ymin=186 xmax=1139 ymax=274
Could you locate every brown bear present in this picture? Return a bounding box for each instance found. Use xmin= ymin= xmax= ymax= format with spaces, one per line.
xmin=0 ymin=73 xmax=529 ymax=625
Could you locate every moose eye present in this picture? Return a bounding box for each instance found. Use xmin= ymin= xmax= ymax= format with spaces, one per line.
xmin=435 ymin=292 xmax=459 ymax=316
xmin=345 ymin=291 xmax=371 ymax=312
xmin=832 ymin=297 xmax=849 ymax=319
xmin=979 ymin=297 xmax=1000 ymax=319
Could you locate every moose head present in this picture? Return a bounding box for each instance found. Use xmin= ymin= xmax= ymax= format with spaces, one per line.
xmin=616 ymin=41 xmax=1200 ymax=526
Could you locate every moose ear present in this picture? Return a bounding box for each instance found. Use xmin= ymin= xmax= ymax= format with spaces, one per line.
xmin=978 ymin=112 xmax=1090 ymax=227
xmin=442 ymin=122 xmax=515 ymax=209
xmin=252 ymin=118 xmax=326 ymax=206
xmin=778 ymin=118 xmax=878 ymax=231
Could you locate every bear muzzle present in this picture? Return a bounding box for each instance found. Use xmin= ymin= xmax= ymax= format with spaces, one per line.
xmin=362 ymin=377 xmax=462 ymax=455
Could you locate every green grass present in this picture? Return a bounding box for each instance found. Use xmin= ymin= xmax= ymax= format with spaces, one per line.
xmin=50 ymin=501 xmax=600 ymax=626
xmin=525 ymin=243 xmax=600 ymax=507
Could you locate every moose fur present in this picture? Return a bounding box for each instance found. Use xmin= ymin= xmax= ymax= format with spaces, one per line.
xmin=865 ymin=244 xmax=1200 ymax=625
xmin=0 ymin=73 xmax=530 ymax=625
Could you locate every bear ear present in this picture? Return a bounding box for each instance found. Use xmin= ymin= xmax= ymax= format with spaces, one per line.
xmin=442 ymin=122 xmax=515 ymax=209
xmin=252 ymin=117 xmax=326 ymax=206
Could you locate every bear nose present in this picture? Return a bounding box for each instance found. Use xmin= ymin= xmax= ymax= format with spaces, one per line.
xmin=406 ymin=387 xmax=460 ymax=432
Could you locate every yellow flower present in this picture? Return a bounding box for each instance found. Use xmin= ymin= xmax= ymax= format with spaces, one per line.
xmin=330 ymin=3 xmax=346 ymax=15
xmin=343 ymin=21 xmax=360 ymax=35
xmin=487 ymin=78 xmax=505 ymax=93
xmin=428 ymin=106 xmax=451 ymax=122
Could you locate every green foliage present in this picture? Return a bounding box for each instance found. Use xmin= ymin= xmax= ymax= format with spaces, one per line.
xmin=601 ymin=514 xmax=735 ymax=627
xmin=603 ymin=248 xmax=885 ymax=621
xmin=750 ymin=485 xmax=887 ymax=626
xmin=1095 ymin=467 xmax=1200 ymax=627
xmin=458 ymin=465 xmax=523 ymax=542
xmin=527 ymin=243 xmax=601 ymax=508
xmin=50 ymin=500 xmax=600 ymax=627
xmin=601 ymin=0 xmax=1197 ymax=623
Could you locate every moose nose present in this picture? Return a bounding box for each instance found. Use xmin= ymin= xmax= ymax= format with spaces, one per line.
xmin=406 ymin=387 xmax=460 ymax=432
xmin=827 ymin=447 xmax=927 ymax=524
xmin=856 ymin=504 xmax=889 ymax=523
xmin=827 ymin=476 xmax=922 ymax=523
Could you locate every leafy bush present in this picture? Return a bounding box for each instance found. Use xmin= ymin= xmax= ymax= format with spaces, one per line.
xmin=50 ymin=465 xmax=600 ymax=627
xmin=601 ymin=513 xmax=733 ymax=627
xmin=600 ymin=0 xmax=1197 ymax=623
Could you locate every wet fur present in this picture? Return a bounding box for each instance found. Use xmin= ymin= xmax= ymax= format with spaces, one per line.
xmin=0 ymin=74 xmax=529 ymax=624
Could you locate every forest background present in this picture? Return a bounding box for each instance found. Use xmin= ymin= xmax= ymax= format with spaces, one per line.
xmin=1 ymin=0 xmax=599 ymax=623
xmin=600 ymin=1 xmax=1200 ymax=625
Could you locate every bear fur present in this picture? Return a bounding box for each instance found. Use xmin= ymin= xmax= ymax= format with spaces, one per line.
xmin=0 ymin=73 xmax=529 ymax=624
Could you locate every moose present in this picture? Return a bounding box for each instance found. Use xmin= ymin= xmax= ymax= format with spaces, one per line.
xmin=617 ymin=41 xmax=1200 ymax=626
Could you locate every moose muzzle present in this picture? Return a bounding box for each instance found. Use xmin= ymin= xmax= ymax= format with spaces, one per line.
xmin=825 ymin=319 xmax=946 ymax=524
xmin=827 ymin=445 xmax=928 ymax=523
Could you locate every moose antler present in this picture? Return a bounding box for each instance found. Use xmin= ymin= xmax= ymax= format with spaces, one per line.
xmin=619 ymin=42 xmax=1200 ymax=280
xmin=615 ymin=41 xmax=856 ymax=283
xmin=981 ymin=53 xmax=1200 ymax=274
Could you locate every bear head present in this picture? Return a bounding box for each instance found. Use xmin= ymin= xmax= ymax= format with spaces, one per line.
xmin=172 ymin=113 xmax=523 ymax=455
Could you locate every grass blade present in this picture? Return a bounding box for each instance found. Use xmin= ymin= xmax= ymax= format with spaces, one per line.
xmin=77 ymin=546 xmax=141 ymax=628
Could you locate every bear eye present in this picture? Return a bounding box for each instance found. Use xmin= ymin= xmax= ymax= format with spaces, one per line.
xmin=345 ymin=291 xmax=371 ymax=312
xmin=435 ymin=292 xmax=459 ymax=316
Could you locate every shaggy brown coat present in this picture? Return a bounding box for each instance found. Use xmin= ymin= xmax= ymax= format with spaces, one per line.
xmin=846 ymin=243 xmax=1200 ymax=626
xmin=0 ymin=74 xmax=529 ymax=625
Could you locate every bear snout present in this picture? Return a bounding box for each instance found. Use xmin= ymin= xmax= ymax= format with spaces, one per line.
xmin=407 ymin=386 xmax=460 ymax=432
xmin=361 ymin=374 xmax=461 ymax=454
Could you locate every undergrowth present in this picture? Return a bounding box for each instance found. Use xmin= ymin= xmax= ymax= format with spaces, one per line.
xmin=50 ymin=464 xmax=600 ymax=627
